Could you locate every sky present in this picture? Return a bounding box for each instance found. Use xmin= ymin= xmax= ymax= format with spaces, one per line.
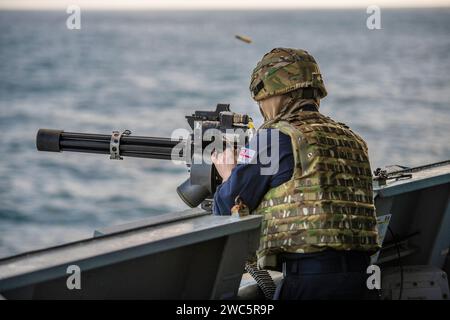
xmin=1 ymin=0 xmax=450 ymax=10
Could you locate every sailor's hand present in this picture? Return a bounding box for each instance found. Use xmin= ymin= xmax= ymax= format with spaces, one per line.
xmin=211 ymin=148 xmax=237 ymax=182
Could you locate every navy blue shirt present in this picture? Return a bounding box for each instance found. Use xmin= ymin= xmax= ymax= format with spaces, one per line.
xmin=213 ymin=129 xmax=294 ymax=215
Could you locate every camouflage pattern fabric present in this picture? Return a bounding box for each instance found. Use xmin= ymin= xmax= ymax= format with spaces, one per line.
xmin=250 ymin=48 xmax=327 ymax=101
xmin=254 ymin=112 xmax=380 ymax=269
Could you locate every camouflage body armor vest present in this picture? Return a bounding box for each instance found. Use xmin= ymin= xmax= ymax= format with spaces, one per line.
xmin=255 ymin=111 xmax=380 ymax=268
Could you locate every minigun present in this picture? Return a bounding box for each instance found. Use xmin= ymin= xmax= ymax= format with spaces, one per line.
xmin=36 ymin=104 xmax=254 ymax=211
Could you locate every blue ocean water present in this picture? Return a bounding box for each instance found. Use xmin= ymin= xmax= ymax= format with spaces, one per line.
xmin=0 ymin=9 xmax=449 ymax=258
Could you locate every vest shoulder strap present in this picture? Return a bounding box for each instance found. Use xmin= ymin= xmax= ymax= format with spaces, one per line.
xmin=270 ymin=120 xmax=303 ymax=178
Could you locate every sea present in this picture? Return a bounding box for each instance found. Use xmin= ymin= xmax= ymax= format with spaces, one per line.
xmin=0 ymin=9 xmax=449 ymax=258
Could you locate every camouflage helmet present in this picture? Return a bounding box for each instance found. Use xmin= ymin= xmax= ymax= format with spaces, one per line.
xmin=249 ymin=48 xmax=327 ymax=101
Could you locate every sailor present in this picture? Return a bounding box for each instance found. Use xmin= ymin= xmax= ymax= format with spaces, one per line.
xmin=211 ymin=48 xmax=380 ymax=300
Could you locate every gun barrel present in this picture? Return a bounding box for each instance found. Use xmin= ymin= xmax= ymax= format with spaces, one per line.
xmin=36 ymin=129 xmax=183 ymax=160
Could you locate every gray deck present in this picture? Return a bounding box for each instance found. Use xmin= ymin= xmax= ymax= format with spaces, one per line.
xmin=0 ymin=211 xmax=262 ymax=299
xmin=374 ymin=161 xmax=450 ymax=270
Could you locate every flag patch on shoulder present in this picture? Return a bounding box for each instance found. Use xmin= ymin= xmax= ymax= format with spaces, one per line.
xmin=237 ymin=147 xmax=256 ymax=164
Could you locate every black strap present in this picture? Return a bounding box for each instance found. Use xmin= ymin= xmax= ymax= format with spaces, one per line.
xmin=299 ymin=104 xmax=318 ymax=112
xmin=300 ymin=87 xmax=318 ymax=99
xmin=252 ymin=80 xmax=265 ymax=97
xmin=281 ymin=251 xmax=370 ymax=276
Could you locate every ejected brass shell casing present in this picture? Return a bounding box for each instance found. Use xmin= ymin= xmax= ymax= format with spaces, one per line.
xmin=235 ymin=34 xmax=252 ymax=43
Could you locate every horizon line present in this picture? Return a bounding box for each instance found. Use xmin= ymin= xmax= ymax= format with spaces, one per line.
xmin=1 ymin=5 xmax=450 ymax=11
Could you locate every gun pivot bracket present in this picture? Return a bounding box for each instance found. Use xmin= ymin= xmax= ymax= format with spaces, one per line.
xmin=110 ymin=129 xmax=131 ymax=160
